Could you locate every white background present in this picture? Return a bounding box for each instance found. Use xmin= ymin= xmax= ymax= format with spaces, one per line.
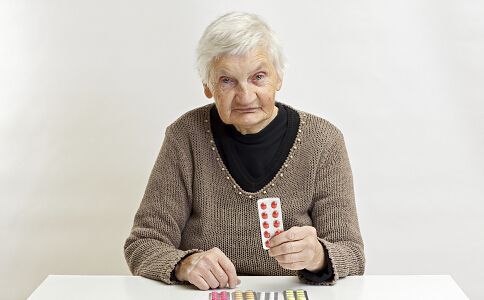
xmin=1 ymin=1 xmax=483 ymax=299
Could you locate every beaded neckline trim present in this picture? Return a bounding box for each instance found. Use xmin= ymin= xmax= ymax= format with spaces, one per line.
xmin=204 ymin=103 xmax=307 ymax=199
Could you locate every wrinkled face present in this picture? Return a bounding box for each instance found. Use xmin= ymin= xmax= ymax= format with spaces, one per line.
xmin=204 ymin=47 xmax=282 ymax=135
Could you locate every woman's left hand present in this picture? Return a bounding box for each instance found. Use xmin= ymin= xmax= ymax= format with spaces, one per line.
xmin=268 ymin=226 xmax=326 ymax=272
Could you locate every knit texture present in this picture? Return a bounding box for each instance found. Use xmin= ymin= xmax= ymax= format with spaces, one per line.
xmin=124 ymin=102 xmax=365 ymax=286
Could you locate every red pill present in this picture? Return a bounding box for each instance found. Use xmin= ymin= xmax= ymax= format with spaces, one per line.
xmin=264 ymin=231 xmax=271 ymax=238
xmin=260 ymin=202 xmax=267 ymax=210
xmin=261 ymin=212 xmax=268 ymax=219
xmin=221 ymin=292 xmax=228 ymax=300
xmin=271 ymin=201 xmax=277 ymax=208
xmin=272 ymin=210 xmax=279 ymax=218
xmin=275 ymin=230 xmax=281 ymax=235
xmin=265 ymin=240 xmax=270 ymax=248
xmin=263 ymin=221 xmax=269 ymax=229
xmin=274 ymin=220 xmax=280 ymax=228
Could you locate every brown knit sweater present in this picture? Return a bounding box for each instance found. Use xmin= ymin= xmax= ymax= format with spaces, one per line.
xmin=124 ymin=102 xmax=365 ymax=286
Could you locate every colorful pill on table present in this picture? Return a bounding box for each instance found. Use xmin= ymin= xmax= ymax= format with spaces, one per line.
xmin=296 ymin=289 xmax=306 ymax=300
xmin=285 ymin=289 xmax=295 ymax=300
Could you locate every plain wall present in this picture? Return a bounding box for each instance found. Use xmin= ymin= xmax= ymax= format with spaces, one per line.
xmin=1 ymin=1 xmax=483 ymax=299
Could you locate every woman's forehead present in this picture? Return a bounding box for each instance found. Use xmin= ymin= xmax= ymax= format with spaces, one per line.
xmin=213 ymin=49 xmax=274 ymax=75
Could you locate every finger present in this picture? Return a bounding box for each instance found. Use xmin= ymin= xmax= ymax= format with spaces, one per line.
xmin=207 ymin=259 xmax=229 ymax=288
xmin=190 ymin=273 xmax=210 ymax=291
xmin=269 ymin=227 xmax=307 ymax=248
xmin=273 ymin=251 xmax=309 ymax=264
xmin=201 ymin=268 xmax=220 ymax=289
xmin=217 ymin=254 xmax=239 ymax=288
xmin=208 ymin=247 xmax=238 ymax=288
xmin=211 ymin=268 xmax=227 ymax=288
xmin=269 ymin=239 xmax=306 ymax=257
xmin=196 ymin=259 xmax=220 ymax=289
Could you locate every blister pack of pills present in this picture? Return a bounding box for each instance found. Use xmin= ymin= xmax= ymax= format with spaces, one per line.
xmin=257 ymin=197 xmax=284 ymax=250
xmin=208 ymin=289 xmax=309 ymax=300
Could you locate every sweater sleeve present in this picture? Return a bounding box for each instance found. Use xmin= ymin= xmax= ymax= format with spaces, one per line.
xmin=124 ymin=125 xmax=203 ymax=284
xmin=298 ymin=129 xmax=365 ymax=285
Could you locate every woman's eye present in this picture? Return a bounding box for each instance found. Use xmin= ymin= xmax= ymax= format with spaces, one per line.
xmin=221 ymin=77 xmax=233 ymax=84
xmin=255 ymin=73 xmax=265 ymax=80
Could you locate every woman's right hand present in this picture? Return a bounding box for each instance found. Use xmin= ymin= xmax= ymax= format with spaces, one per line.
xmin=175 ymin=247 xmax=241 ymax=290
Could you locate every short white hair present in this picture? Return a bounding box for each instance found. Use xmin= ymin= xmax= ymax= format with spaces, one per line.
xmin=196 ymin=12 xmax=286 ymax=86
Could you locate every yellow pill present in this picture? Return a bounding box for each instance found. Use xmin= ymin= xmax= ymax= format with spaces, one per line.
xmin=234 ymin=290 xmax=243 ymax=300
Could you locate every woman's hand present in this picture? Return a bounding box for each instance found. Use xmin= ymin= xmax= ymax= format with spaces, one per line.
xmin=175 ymin=247 xmax=241 ymax=290
xmin=268 ymin=226 xmax=326 ymax=272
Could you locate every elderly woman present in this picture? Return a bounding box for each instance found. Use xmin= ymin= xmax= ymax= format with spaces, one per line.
xmin=124 ymin=12 xmax=365 ymax=290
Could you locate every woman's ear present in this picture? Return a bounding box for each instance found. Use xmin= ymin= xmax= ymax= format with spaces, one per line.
xmin=203 ymin=84 xmax=213 ymax=98
xmin=276 ymin=76 xmax=283 ymax=91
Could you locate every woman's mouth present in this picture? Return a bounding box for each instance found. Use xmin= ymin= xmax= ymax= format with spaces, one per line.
xmin=234 ymin=107 xmax=258 ymax=113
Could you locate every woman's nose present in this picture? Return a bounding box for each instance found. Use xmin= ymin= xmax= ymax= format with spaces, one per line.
xmin=236 ymin=82 xmax=256 ymax=104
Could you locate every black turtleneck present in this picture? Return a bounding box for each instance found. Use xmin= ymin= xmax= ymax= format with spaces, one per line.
xmin=210 ymin=102 xmax=299 ymax=192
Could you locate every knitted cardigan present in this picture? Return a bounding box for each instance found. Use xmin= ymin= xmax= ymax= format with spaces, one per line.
xmin=124 ymin=102 xmax=365 ymax=286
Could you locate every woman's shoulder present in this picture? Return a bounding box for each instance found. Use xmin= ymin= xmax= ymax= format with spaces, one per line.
xmin=165 ymin=103 xmax=213 ymax=136
xmin=281 ymin=102 xmax=344 ymax=141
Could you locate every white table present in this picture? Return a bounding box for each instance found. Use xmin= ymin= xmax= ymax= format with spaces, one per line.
xmin=28 ymin=275 xmax=468 ymax=300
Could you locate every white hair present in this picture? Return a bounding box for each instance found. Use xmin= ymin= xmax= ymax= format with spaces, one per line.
xmin=196 ymin=12 xmax=286 ymax=87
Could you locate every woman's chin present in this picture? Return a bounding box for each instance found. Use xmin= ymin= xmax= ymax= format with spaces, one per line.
xmin=234 ymin=117 xmax=262 ymax=127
